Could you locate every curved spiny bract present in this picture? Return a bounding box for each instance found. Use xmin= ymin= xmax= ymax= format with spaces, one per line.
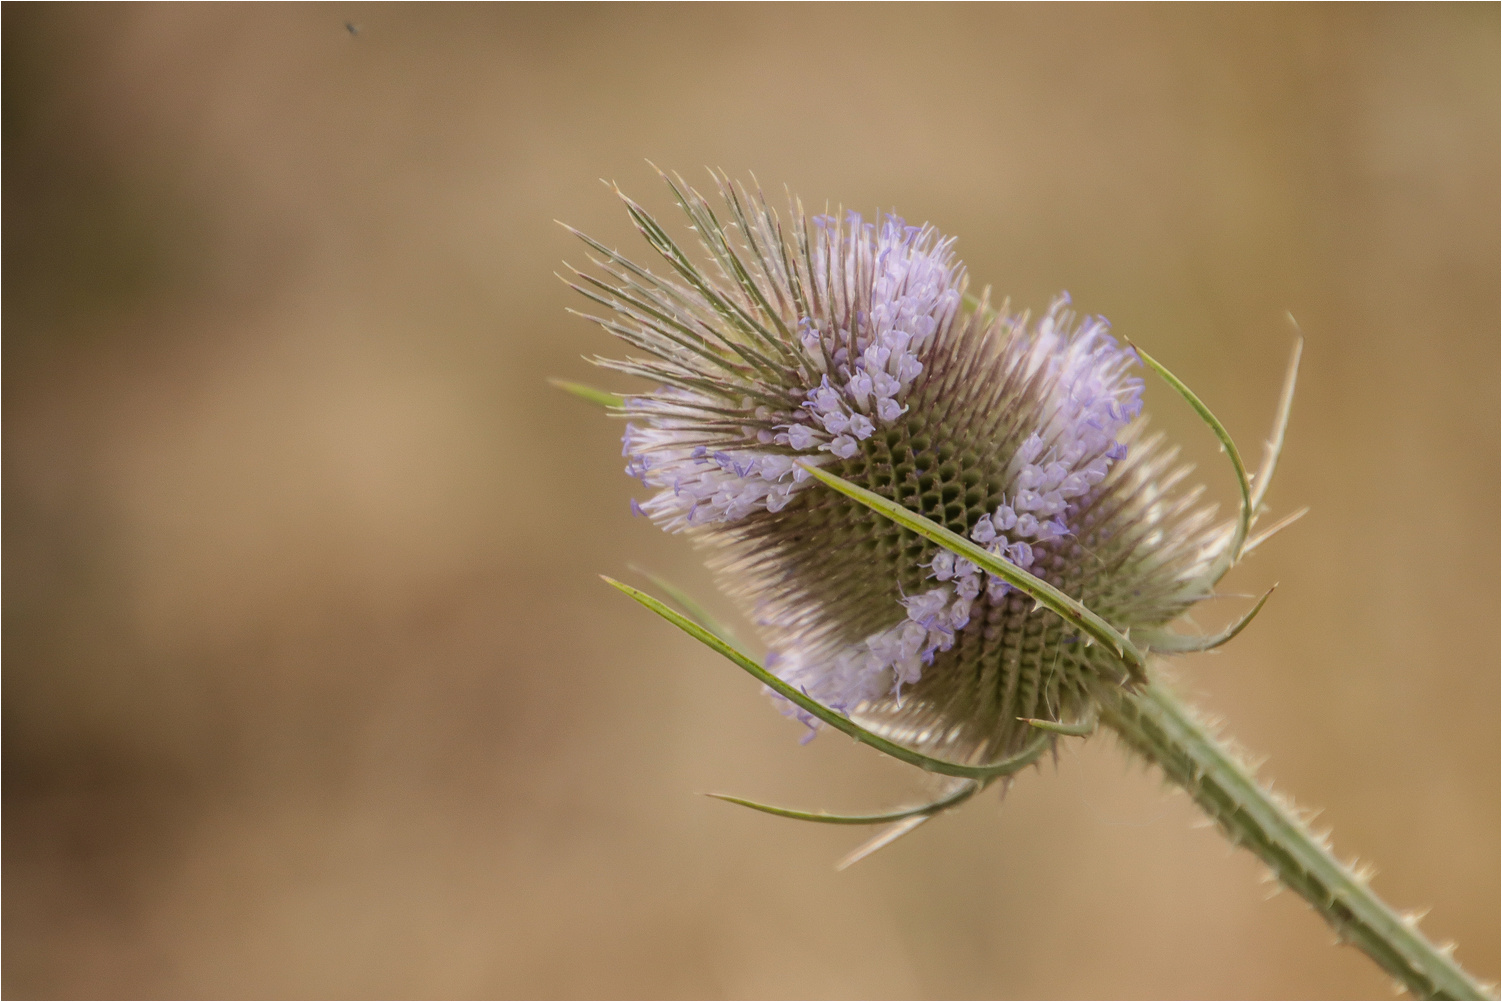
xmin=568 ymin=172 xmax=1230 ymax=764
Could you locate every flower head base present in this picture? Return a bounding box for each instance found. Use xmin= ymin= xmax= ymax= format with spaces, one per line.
xmin=566 ymin=171 xmax=1229 ymax=764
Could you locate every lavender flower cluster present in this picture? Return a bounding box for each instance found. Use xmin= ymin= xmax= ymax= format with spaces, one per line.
xmin=769 ymin=586 xmax=963 ymax=739
xmin=788 ymin=213 xmax=962 ymax=459
xmin=931 ymin=301 xmax=1145 ymax=616
xmin=621 ymin=213 xmax=961 ymax=532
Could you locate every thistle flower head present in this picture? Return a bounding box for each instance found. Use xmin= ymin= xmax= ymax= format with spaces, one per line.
xmin=560 ymin=184 xmax=1496 ymax=1000
xmin=567 ymin=171 xmax=1232 ymax=764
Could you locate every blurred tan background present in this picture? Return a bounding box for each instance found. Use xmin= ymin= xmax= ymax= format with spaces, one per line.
xmin=4 ymin=5 xmax=1496 ymax=998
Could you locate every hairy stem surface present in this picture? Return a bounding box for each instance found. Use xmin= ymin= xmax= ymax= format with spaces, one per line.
xmin=1102 ymin=681 xmax=1491 ymax=1000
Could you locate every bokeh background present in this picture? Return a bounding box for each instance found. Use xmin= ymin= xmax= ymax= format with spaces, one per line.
xmin=4 ymin=5 xmax=1497 ymax=998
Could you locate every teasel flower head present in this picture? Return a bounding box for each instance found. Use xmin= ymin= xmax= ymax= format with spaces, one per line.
xmin=558 ymin=176 xmax=1502 ymax=1000
xmin=564 ymin=170 xmax=1238 ymax=765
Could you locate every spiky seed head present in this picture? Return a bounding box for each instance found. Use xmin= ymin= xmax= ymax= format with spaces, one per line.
xmin=568 ymin=170 xmax=1228 ymax=764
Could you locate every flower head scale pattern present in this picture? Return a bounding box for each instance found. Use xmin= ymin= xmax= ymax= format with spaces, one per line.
xmin=567 ymin=171 xmax=1227 ymax=764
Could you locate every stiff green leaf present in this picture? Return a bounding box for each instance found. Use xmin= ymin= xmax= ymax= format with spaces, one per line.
xmin=627 ymin=565 xmax=740 ymax=647
xmin=797 ymin=463 xmax=1148 ymax=683
xmin=705 ymin=780 xmax=980 ymax=826
xmin=1128 ymin=343 xmax=1252 ymax=575
xmin=1138 ymin=585 xmax=1275 ymax=654
xmin=603 ymin=576 xmax=1051 ymax=780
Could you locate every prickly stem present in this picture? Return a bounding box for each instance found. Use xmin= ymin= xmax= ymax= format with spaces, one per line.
xmin=1103 ymin=682 xmax=1492 ymax=1000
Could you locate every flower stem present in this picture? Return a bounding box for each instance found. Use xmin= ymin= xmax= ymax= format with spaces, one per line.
xmin=1101 ymin=681 xmax=1492 ymax=1000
